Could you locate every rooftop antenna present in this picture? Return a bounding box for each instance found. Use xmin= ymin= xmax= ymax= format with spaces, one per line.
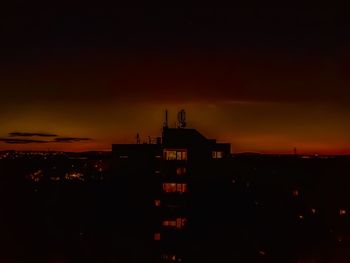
xmin=136 ymin=133 xmax=140 ymax=144
xmin=177 ymin=109 xmax=186 ymax=129
xmin=163 ymin=109 xmax=168 ymax=128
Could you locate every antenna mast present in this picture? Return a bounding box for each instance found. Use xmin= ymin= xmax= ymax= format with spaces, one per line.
xmin=163 ymin=109 xmax=168 ymax=128
xmin=177 ymin=109 xmax=186 ymax=129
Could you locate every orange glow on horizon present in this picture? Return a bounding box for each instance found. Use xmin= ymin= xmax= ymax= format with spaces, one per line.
xmin=1 ymin=102 xmax=349 ymax=154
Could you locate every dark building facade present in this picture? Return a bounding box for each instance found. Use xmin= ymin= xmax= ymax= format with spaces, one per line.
xmin=112 ymin=120 xmax=231 ymax=262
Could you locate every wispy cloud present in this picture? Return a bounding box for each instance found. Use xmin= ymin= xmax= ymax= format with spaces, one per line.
xmin=9 ymin=132 xmax=58 ymax=137
xmin=54 ymin=137 xmax=91 ymax=143
xmin=0 ymin=132 xmax=92 ymax=144
xmin=0 ymin=138 xmax=49 ymax=144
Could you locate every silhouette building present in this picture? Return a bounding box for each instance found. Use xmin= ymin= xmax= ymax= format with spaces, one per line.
xmin=112 ymin=110 xmax=231 ymax=262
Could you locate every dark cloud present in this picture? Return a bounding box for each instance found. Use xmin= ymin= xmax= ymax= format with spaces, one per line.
xmin=54 ymin=137 xmax=91 ymax=143
xmin=0 ymin=138 xmax=49 ymax=144
xmin=9 ymin=132 xmax=58 ymax=137
xmin=0 ymin=134 xmax=92 ymax=145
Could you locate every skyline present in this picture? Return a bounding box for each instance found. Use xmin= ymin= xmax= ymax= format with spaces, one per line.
xmin=1 ymin=103 xmax=349 ymax=155
xmin=1 ymin=6 xmax=350 ymax=154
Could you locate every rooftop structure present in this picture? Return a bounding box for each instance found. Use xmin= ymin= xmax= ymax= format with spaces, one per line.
xmin=112 ymin=110 xmax=231 ymax=262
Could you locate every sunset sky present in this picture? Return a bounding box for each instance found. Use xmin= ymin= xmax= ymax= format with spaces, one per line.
xmin=1 ymin=5 xmax=350 ymax=154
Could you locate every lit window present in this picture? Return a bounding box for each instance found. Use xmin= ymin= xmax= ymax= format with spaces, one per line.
xmin=340 ymin=209 xmax=346 ymax=216
xmin=161 ymin=254 xmax=178 ymax=261
xmin=27 ymin=169 xmax=44 ymax=182
xmin=165 ymin=150 xmax=177 ymax=160
xmin=163 ymin=183 xmax=187 ymax=193
xmin=292 ymin=189 xmax=300 ymax=197
xmin=212 ymin=151 xmax=224 ymax=159
xmin=64 ymin=172 xmax=84 ymax=182
xmin=155 ymin=200 xmax=161 ymax=207
xmin=162 ymin=218 xmax=187 ymax=229
xmin=176 ymin=184 xmax=183 ymax=192
xmin=163 ymin=183 xmax=177 ymax=192
xmin=176 ymin=167 xmax=186 ymax=175
xmin=177 ymin=218 xmax=186 ymax=228
xmin=154 ymin=233 xmax=161 ymax=241
xmin=182 ymin=183 xmax=187 ymax=193
xmin=176 ymin=151 xmax=182 ymax=160
xmin=164 ymin=149 xmax=187 ymax=160
xmin=163 ymin=220 xmax=177 ymax=227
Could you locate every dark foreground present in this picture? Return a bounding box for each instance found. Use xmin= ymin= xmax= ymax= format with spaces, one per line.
xmin=1 ymin=152 xmax=350 ymax=262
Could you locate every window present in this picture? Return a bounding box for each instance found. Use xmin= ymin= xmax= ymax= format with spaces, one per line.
xmin=292 ymin=189 xmax=299 ymax=197
xmin=176 ymin=167 xmax=186 ymax=175
xmin=162 ymin=218 xmax=187 ymax=229
xmin=164 ymin=149 xmax=187 ymax=161
xmin=163 ymin=183 xmax=176 ymax=192
xmin=212 ymin=151 xmax=224 ymax=159
xmin=180 ymin=183 xmax=187 ymax=193
xmin=163 ymin=183 xmax=187 ymax=193
xmin=176 ymin=184 xmax=183 ymax=192
xmin=165 ymin=150 xmax=177 ymax=160
xmin=161 ymin=254 xmax=178 ymax=261
xmin=177 ymin=218 xmax=186 ymax=228
xmin=154 ymin=199 xmax=161 ymax=207
xmin=162 ymin=220 xmax=177 ymax=227
xmin=154 ymin=233 xmax=161 ymax=241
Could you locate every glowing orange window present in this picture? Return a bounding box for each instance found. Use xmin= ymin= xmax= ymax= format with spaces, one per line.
xmin=212 ymin=151 xmax=224 ymax=159
xmin=163 ymin=183 xmax=177 ymax=193
xmin=180 ymin=183 xmax=187 ymax=193
xmin=163 ymin=183 xmax=187 ymax=193
xmin=164 ymin=149 xmax=187 ymax=160
xmin=162 ymin=218 xmax=187 ymax=229
xmin=154 ymin=233 xmax=161 ymax=241
xmin=161 ymin=254 xmax=177 ymax=261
